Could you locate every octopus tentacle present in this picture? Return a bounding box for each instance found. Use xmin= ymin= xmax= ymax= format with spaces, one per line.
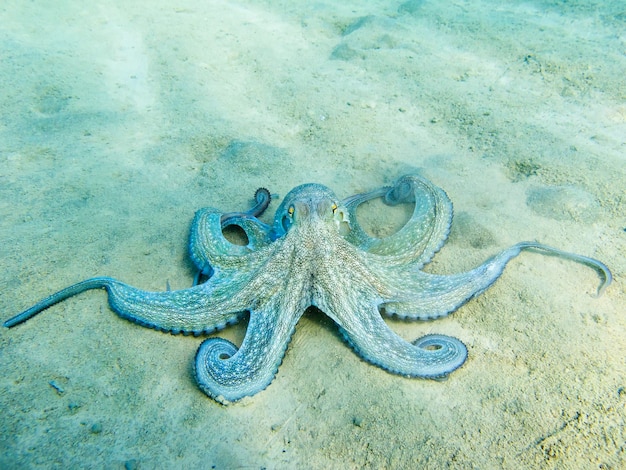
xmin=194 ymin=295 xmax=302 ymax=404
xmin=220 ymin=187 xmax=272 ymax=226
xmin=326 ymin=292 xmax=467 ymax=377
xmin=515 ymin=242 xmax=611 ymax=296
xmin=343 ymin=175 xmax=452 ymax=268
xmin=4 ymin=277 xmax=115 ymax=328
xmin=340 ymin=185 xmax=389 ymax=245
xmin=189 ymin=208 xmax=272 ymax=277
xmin=222 ymin=217 xmax=273 ymax=251
xmin=4 ymin=276 xmax=246 ymax=335
xmin=190 ymin=188 xmax=273 ymax=282
xmin=381 ymin=242 xmax=612 ymax=320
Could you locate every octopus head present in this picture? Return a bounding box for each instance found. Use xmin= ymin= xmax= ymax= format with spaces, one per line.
xmin=272 ymin=183 xmax=350 ymax=237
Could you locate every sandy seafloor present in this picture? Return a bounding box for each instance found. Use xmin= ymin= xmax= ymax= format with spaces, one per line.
xmin=1 ymin=0 xmax=625 ymax=468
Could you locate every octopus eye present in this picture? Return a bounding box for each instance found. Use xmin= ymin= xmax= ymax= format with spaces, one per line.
xmin=282 ymin=206 xmax=295 ymax=232
xmin=331 ymin=203 xmax=338 ymax=214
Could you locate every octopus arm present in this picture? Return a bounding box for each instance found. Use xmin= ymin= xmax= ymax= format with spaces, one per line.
xmin=340 ymin=185 xmax=389 ymax=247
xmin=381 ymin=242 xmax=612 ymax=320
xmin=189 ymin=207 xmax=272 ymax=276
xmin=342 ymin=175 xmax=452 ymax=268
xmin=193 ymin=291 xmax=304 ymax=404
xmin=4 ymin=276 xmax=247 ymax=335
xmin=220 ymin=187 xmax=272 ymax=226
xmin=322 ymin=291 xmax=467 ymax=378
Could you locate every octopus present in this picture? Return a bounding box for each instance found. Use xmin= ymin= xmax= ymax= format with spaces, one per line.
xmin=4 ymin=175 xmax=612 ymax=404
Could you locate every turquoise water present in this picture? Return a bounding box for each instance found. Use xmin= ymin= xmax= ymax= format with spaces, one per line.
xmin=1 ymin=1 xmax=624 ymax=468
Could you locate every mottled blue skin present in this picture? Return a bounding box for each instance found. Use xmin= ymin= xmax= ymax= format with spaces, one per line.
xmin=4 ymin=175 xmax=612 ymax=404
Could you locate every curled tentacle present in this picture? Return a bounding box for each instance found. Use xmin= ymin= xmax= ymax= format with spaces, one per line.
xmin=189 ymin=208 xmax=272 ymax=278
xmin=325 ymin=292 xmax=467 ymax=377
xmin=220 ymin=187 xmax=272 ymax=226
xmin=194 ymin=298 xmax=302 ymax=404
xmin=190 ymin=188 xmax=274 ymax=283
xmin=342 ymin=175 xmax=453 ymax=268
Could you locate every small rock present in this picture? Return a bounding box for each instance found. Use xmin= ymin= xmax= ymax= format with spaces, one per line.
xmin=90 ymin=423 xmax=103 ymax=434
xmin=124 ymin=459 xmax=139 ymax=470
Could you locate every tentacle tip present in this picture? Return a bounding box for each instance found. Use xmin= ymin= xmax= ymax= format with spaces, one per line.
xmin=4 ymin=315 xmax=26 ymax=328
xmin=593 ymin=282 xmax=610 ymax=298
xmin=591 ymin=268 xmax=612 ymax=298
xmin=254 ymin=187 xmax=271 ymax=200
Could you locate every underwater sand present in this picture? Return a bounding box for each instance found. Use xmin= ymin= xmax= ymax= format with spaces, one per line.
xmin=1 ymin=0 xmax=624 ymax=468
